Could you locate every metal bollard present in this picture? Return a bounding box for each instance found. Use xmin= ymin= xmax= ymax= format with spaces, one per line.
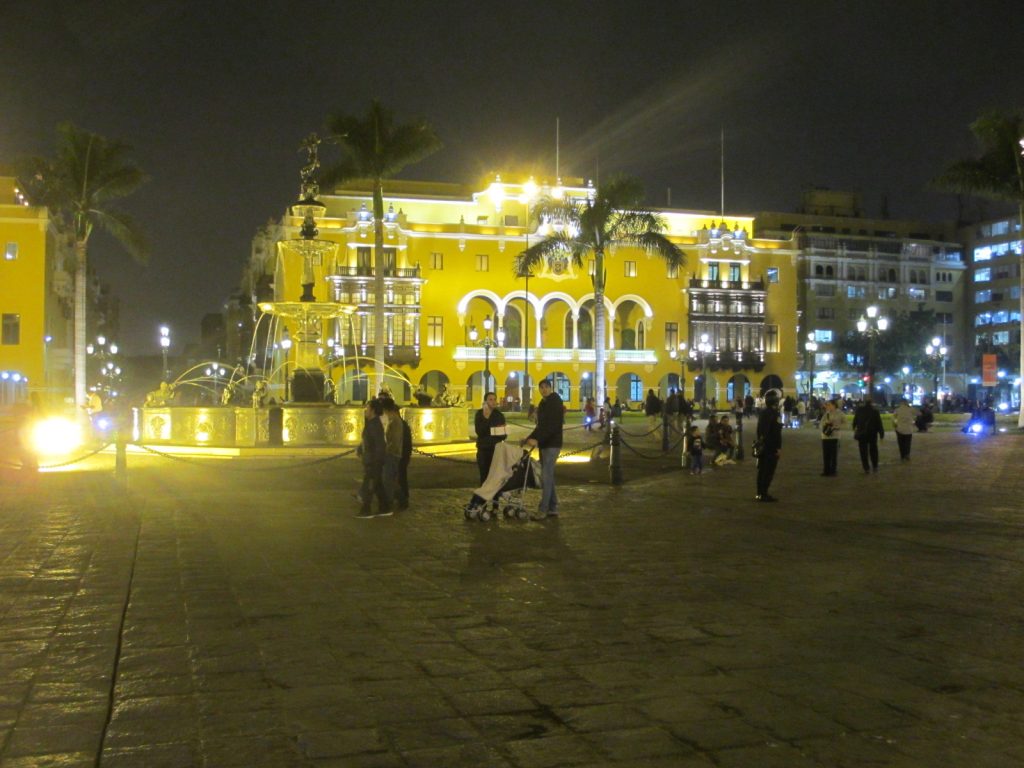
xmin=609 ymin=422 xmax=623 ymax=485
xmin=115 ymin=429 xmax=128 ymax=486
xmin=661 ymin=410 xmax=670 ymax=452
xmin=734 ymin=411 xmax=745 ymax=461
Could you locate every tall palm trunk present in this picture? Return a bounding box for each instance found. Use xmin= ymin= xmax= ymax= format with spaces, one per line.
xmin=593 ymin=247 xmax=606 ymax=404
xmin=74 ymin=239 xmax=88 ymax=409
xmin=373 ymin=184 xmax=386 ymax=395
xmin=1018 ymin=199 xmax=1024 ymax=428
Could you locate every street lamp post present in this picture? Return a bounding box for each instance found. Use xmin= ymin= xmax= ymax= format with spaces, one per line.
xmin=690 ymin=333 xmax=712 ymax=416
xmin=856 ymin=305 xmax=889 ymax=401
xmin=925 ymin=336 xmax=948 ymax=408
xmin=901 ymin=366 xmax=911 ymax=400
xmin=469 ymin=314 xmax=498 ymax=404
xmin=805 ymin=332 xmax=818 ymax=399
xmin=280 ymin=328 xmax=292 ymax=402
xmin=519 ymin=178 xmax=537 ymax=413
xmin=669 ymin=340 xmax=688 ymax=399
xmin=159 ymin=325 xmax=171 ymax=381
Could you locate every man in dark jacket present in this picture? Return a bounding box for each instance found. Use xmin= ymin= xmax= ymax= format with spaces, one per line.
xmin=755 ymin=391 xmax=783 ymax=502
xmin=852 ymin=398 xmax=885 ymax=473
xmin=524 ymin=379 xmax=564 ymax=517
xmin=357 ymin=398 xmax=391 ymax=517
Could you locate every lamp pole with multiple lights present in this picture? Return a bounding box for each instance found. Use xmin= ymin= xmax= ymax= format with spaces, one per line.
xmin=690 ymin=332 xmax=712 ymax=416
xmin=469 ymin=314 xmax=502 ymax=404
xmin=925 ymin=336 xmax=948 ymax=407
xmin=856 ymin=305 xmax=889 ymax=401
xmin=159 ymin=325 xmax=171 ymax=381
xmin=804 ymin=332 xmax=818 ymax=398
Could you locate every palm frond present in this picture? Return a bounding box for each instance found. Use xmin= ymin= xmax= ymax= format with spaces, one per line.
xmin=91 ymin=208 xmax=149 ymax=264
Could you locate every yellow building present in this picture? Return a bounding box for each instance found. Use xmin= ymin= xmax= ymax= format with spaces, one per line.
xmin=249 ymin=176 xmax=799 ymax=409
xmin=0 ymin=174 xmax=72 ymax=407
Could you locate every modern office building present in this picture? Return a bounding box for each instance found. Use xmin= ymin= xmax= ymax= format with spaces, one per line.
xmin=755 ymin=190 xmax=967 ymax=400
xmin=959 ymin=212 xmax=1022 ymax=404
xmin=244 ymin=175 xmax=800 ymax=408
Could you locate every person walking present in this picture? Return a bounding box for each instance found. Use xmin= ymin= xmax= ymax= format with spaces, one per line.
xmin=892 ymin=397 xmax=918 ymax=462
xmin=852 ymin=398 xmax=885 ymax=473
xmin=819 ymin=398 xmax=844 ymax=476
xmin=755 ymin=391 xmax=783 ymax=502
xmin=644 ymin=388 xmax=663 ymax=436
xmin=474 ymin=391 xmax=507 ymax=484
xmin=523 ymin=379 xmax=564 ymax=518
xmin=356 ymin=398 xmax=391 ymax=517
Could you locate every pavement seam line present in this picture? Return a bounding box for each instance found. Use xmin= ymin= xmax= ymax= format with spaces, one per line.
xmin=93 ymin=504 xmax=143 ymax=768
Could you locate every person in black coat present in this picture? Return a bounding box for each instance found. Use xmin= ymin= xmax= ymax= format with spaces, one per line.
xmin=474 ymin=391 xmax=507 ymax=484
xmin=755 ymin=391 xmax=783 ymax=502
xmin=852 ymin=398 xmax=885 ymax=473
xmin=523 ymin=379 xmax=564 ymax=517
xmin=356 ymin=398 xmax=391 ymax=517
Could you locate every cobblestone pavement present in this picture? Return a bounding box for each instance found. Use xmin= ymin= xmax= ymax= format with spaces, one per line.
xmin=0 ymin=427 xmax=1022 ymax=767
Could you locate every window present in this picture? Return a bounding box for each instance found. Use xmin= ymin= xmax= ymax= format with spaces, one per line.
xmin=975 ymin=312 xmax=992 ymax=327
xmin=667 ymin=263 xmax=679 ymax=279
xmin=936 ymin=290 xmax=953 ymax=302
xmin=664 ymin=322 xmax=678 ymax=350
xmin=976 ymin=290 xmax=992 ymax=303
xmin=877 ymin=287 xmax=896 ymax=299
xmin=992 ymin=310 xmax=1009 ymax=324
xmin=907 ymin=287 xmax=928 ymax=300
xmin=430 ymin=252 xmax=443 ymax=270
xmin=975 ymin=268 xmax=991 ymax=282
xmin=974 ymin=246 xmax=992 ymax=262
xmin=847 ymin=286 xmax=866 ymax=299
xmin=814 ymin=329 xmax=833 ymax=343
xmin=707 ymin=262 xmax=719 ymax=280
xmin=629 ymin=374 xmax=643 ymax=402
xmin=503 ymin=215 xmax=519 ymax=226
xmin=1 ymin=314 xmax=19 ymax=345
xmin=357 ymin=247 xmax=371 ymax=274
xmin=767 ymin=267 xmax=779 ymax=283
xmin=816 ymin=307 xmax=835 ymax=319
xmin=1012 ymin=286 xmax=1021 ymax=299
xmin=476 ymin=254 xmax=489 ymax=272
xmin=383 ymin=248 xmax=396 ymax=274
xmin=728 ymin=263 xmax=741 ymax=282
xmin=624 ymin=261 xmax=637 ymax=278
xmin=4 ymin=243 xmax=16 ymax=261
xmin=476 ymin=215 xmax=488 ymax=225
xmin=815 ymin=284 xmax=835 ymax=297
xmin=426 ymin=316 xmax=443 ymax=347
xmin=764 ymin=324 xmax=779 ymax=353
xmin=993 ymin=331 xmax=1010 ymax=344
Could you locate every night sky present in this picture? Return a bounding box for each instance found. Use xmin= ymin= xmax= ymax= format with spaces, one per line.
xmin=2 ymin=1 xmax=1021 ymax=354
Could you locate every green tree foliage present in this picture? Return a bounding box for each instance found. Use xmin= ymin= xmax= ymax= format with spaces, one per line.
xmin=321 ymin=102 xmax=441 ymax=392
xmin=514 ymin=176 xmax=684 ymax=402
xmin=19 ymin=123 xmax=148 ymax=405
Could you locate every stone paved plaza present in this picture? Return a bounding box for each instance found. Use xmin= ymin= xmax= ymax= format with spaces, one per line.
xmin=0 ymin=426 xmax=1022 ymax=767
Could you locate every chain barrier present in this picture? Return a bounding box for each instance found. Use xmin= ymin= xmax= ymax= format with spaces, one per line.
xmin=615 ymin=424 xmax=660 ymax=438
xmin=411 ymin=446 xmax=476 ymax=464
xmin=0 ymin=441 xmax=114 ymax=470
xmin=618 ymin=434 xmax=685 ymax=460
xmin=133 ymin=443 xmax=356 ymax=471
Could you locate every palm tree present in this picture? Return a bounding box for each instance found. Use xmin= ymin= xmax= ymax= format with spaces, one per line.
xmin=322 ymin=101 xmax=441 ymax=394
xmin=20 ymin=123 xmax=148 ymax=407
xmin=515 ymin=176 xmax=684 ymax=403
xmin=934 ymin=109 xmax=1024 ymax=425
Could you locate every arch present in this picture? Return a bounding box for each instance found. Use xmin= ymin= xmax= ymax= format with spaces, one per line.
xmin=726 ymin=373 xmax=750 ymax=403
xmin=418 ymin=370 xmax=449 ymax=400
xmin=615 ymin=371 xmax=644 ymax=404
xmin=457 ymin=289 xmax=504 ymax=316
xmin=814 ymin=264 xmax=823 ymax=276
xmin=466 ymin=370 xmax=496 ymax=406
xmin=548 ymin=370 xmax=572 ymax=403
xmin=611 ymin=293 xmax=654 ymax=318
xmin=502 ymin=371 xmax=526 ymax=410
xmin=579 ymin=371 xmax=594 ymax=402
xmin=825 ymin=265 xmax=834 ymax=277
xmin=538 ymin=290 xmax=580 ymax=316
xmin=502 ymin=289 xmax=543 ymax=319
xmin=759 ymin=374 xmax=784 ymax=396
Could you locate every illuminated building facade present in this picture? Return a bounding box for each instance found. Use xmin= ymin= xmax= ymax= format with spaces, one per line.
xmin=0 ymin=174 xmax=73 ymax=406
xmin=755 ymin=190 xmax=967 ymax=399
xmin=247 ymin=176 xmax=800 ymax=408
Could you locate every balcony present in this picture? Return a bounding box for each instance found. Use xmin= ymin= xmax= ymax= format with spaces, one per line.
xmin=688 ymin=278 xmax=765 ymax=291
xmin=331 ymin=265 xmax=421 ymax=278
xmin=452 ymin=347 xmax=659 ymax=364
xmin=687 ymin=349 xmax=766 ymax=373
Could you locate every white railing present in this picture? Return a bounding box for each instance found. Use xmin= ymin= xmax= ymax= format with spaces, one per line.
xmin=452 ymin=346 xmax=658 ymax=364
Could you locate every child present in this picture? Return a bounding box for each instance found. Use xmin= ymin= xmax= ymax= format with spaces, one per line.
xmin=688 ymin=425 xmax=704 ymax=475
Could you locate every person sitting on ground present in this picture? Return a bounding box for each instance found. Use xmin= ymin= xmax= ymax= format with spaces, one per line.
xmin=703 ymin=417 xmax=721 ymax=463
xmin=717 ymin=414 xmax=736 ymax=462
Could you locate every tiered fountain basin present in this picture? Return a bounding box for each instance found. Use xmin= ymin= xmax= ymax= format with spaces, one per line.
xmin=132 ymin=404 xmax=469 ymax=448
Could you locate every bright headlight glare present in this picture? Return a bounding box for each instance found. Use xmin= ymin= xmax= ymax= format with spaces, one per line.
xmin=30 ymin=417 xmax=84 ymax=456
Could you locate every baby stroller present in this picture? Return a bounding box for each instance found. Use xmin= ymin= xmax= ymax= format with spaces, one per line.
xmin=464 ymin=442 xmax=541 ymax=521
